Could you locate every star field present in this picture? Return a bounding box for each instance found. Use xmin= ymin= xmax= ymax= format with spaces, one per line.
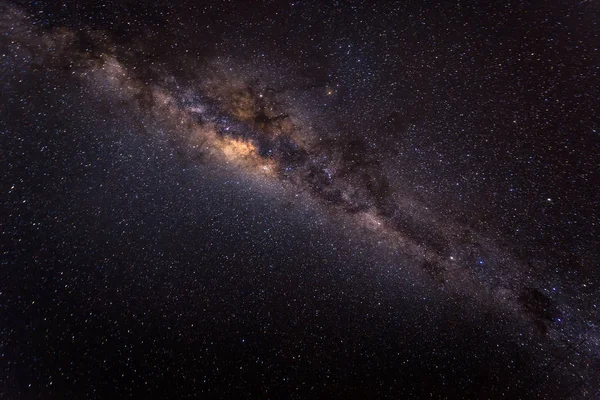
xmin=1 ymin=1 xmax=599 ymax=398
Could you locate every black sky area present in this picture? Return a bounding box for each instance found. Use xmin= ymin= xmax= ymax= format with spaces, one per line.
xmin=1 ymin=1 xmax=599 ymax=399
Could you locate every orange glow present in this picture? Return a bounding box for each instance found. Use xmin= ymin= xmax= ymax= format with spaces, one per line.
xmin=221 ymin=138 xmax=257 ymax=160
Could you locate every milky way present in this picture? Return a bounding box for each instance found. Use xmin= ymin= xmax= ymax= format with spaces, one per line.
xmin=1 ymin=1 xmax=598 ymax=398
xmin=2 ymin=0 xmax=596 ymax=354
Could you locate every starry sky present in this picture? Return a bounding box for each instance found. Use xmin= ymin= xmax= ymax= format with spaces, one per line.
xmin=1 ymin=0 xmax=599 ymax=398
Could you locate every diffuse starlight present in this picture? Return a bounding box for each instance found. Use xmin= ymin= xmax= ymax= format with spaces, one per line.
xmin=2 ymin=2 xmax=598 ymax=397
xmin=4 ymin=6 xmax=580 ymax=337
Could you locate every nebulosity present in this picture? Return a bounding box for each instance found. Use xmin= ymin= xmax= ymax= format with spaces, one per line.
xmin=2 ymin=0 xmax=596 ymax=360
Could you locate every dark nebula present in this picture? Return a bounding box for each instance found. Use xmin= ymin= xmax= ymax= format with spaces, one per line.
xmin=1 ymin=1 xmax=598 ymax=398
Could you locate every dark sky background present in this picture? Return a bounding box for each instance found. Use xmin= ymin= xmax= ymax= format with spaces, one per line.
xmin=1 ymin=0 xmax=598 ymax=398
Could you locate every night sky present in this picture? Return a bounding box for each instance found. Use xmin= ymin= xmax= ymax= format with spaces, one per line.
xmin=1 ymin=0 xmax=599 ymax=398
